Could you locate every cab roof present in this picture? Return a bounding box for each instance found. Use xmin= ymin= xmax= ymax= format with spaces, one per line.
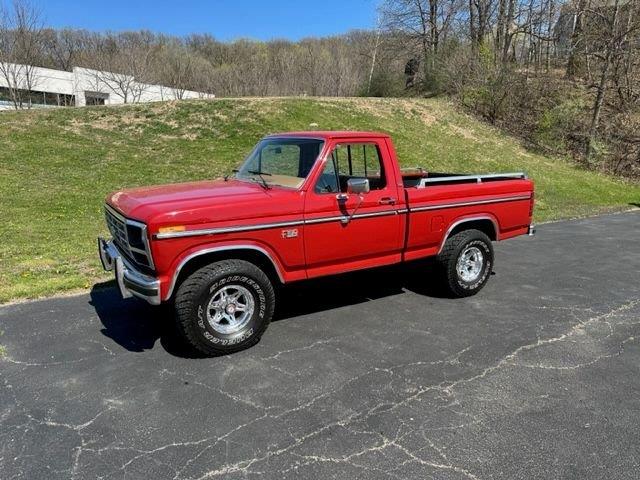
xmin=265 ymin=131 xmax=390 ymax=140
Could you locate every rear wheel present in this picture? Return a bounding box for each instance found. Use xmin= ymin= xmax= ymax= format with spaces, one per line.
xmin=437 ymin=229 xmax=493 ymax=298
xmin=174 ymin=259 xmax=275 ymax=356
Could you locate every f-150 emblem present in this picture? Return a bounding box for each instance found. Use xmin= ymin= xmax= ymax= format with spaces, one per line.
xmin=281 ymin=229 xmax=299 ymax=239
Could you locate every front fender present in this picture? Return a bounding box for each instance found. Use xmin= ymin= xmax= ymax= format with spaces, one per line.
xmin=159 ymin=239 xmax=300 ymax=301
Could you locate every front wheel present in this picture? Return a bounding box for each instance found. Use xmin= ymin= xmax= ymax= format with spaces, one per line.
xmin=174 ymin=259 xmax=275 ymax=356
xmin=436 ymin=229 xmax=494 ymax=298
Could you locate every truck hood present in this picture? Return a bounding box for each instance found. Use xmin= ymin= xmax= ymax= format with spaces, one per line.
xmin=106 ymin=178 xmax=302 ymax=229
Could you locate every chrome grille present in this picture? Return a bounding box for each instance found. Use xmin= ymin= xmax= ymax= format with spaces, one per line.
xmin=105 ymin=205 xmax=154 ymax=270
xmin=105 ymin=208 xmax=129 ymax=255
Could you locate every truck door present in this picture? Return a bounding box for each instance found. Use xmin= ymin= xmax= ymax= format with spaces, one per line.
xmin=303 ymin=139 xmax=402 ymax=276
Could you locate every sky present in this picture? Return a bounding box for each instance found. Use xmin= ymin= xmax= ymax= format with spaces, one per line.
xmin=35 ymin=0 xmax=378 ymax=41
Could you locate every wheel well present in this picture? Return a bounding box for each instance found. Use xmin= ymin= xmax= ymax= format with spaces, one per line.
xmin=448 ymin=219 xmax=497 ymax=241
xmin=171 ymin=248 xmax=283 ymax=299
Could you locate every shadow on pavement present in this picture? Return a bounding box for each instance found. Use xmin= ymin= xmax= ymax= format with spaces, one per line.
xmin=89 ymin=284 xmax=204 ymax=358
xmin=273 ymin=260 xmax=453 ymax=320
xmin=90 ymin=259 xmax=458 ymax=358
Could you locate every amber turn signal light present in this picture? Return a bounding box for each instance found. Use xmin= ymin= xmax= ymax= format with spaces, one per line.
xmin=158 ymin=225 xmax=186 ymax=234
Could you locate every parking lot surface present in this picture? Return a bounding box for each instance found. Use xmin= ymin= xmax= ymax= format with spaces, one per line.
xmin=1 ymin=211 xmax=639 ymax=479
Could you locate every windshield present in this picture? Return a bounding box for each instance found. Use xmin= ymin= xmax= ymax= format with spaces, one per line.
xmin=236 ymin=138 xmax=325 ymax=189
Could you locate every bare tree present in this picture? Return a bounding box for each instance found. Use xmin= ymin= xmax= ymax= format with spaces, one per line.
xmin=154 ymin=41 xmax=196 ymax=99
xmin=469 ymin=0 xmax=495 ymax=48
xmin=381 ymin=0 xmax=463 ymax=89
xmin=0 ymin=0 xmax=44 ymax=109
xmin=82 ymin=32 xmax=158 ymax=103
xmin=42 ymin=28 xmax=90 ymax=71
xmin=581 ymin=0 xmax=640 ymax=162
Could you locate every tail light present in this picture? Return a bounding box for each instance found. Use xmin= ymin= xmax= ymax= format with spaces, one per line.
xmin=529 ymin=192 xmax=535 ymax=217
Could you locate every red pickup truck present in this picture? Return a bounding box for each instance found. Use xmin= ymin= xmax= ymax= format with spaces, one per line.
xmin=99 ymin=131 xmax=534 ymax=355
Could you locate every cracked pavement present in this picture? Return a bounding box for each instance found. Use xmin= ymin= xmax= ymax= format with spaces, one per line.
xmin=1 ymin=211 xmax=639 ymax=479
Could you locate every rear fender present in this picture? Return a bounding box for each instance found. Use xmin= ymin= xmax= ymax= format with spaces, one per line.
xmin=438 ymin=214 xmax=500 ymax=254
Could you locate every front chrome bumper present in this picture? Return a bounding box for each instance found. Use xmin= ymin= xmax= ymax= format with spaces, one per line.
xmin=98 ymin=237 xmax=161 ymax=305
xmin=528 ymin=224 xmax=536 ymax=236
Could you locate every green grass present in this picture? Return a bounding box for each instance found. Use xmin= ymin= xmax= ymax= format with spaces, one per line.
xmin=1 ymin=97 xmax=638 ymax=303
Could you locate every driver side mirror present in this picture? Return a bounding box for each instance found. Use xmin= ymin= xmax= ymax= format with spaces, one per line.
xmin=346 ymin=178 xmax=370 ymax=195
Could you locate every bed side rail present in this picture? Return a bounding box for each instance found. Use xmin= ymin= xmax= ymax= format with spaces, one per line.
xmin=417 ymin=172 xmax=527 ymax=187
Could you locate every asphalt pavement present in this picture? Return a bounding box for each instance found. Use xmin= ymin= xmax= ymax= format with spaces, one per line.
xmin=1 ymin=210 xmax=639 ymax=479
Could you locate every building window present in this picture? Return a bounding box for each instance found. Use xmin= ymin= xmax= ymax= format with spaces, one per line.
xmin=0 ymin=87 xmax=12 ymax=103
xmin=85 ymin=92 xmax=108 ymax=106
xmin=0 ymin=86 xmax=75 ymax=107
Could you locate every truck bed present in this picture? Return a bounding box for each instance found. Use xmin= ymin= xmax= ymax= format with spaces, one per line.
xmin=401 ymin=168 xmax=527 ymax=188
xmin=400 ymin=169 xmax=534 ymax=262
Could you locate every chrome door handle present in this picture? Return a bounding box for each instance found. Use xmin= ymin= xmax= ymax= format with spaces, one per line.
xmin=379 ymin=197 xmax=396 ymax=205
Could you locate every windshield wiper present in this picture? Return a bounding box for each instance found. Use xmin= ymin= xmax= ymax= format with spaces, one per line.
xmin=247 ymin=169 xmax=272 ymax=189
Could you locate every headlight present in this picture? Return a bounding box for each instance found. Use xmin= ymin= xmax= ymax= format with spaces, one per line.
xmin=126 ymin=224 xmax=145 ymax=250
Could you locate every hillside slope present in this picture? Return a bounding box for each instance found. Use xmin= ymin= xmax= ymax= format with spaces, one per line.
xmin=1 ymin=97 xmax=638 ymax=302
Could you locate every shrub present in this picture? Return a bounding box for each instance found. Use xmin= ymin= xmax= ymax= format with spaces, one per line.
xmin=535 ymin=97 xmax=586 ymax=152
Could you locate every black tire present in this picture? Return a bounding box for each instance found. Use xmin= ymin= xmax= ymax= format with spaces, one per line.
xmin=436 ymin=229 xmax=493 ymax=298
xmin=174 ymin=259 xmax=275 ymax=356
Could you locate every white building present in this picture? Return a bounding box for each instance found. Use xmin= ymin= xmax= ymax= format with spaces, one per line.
xmin=0 ymin=63 xmax=214 ymax=110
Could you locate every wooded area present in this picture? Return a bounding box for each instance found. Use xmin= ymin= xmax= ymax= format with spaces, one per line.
xmin=1 ymin=0 xmax=639 ymax=177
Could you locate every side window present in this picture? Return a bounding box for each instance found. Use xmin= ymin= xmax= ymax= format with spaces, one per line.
xmin=315 ymin=143 xmax=386 ymax=193
xmin=364 ymin=144 xmax=383 ymax=179
xmin=346 ymin=144 xmax=383 ymax=181
xmin=315 ymin=152 xmax=340 ymax=193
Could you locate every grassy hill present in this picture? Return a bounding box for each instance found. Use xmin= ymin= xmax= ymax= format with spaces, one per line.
xmin=1 ymin=97 xmax=638 ymax=303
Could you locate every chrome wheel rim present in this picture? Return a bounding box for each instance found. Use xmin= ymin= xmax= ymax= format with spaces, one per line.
xmin=206 ymin=285 xmax=254 ymax=334
xmin=456 ymin=246 xmax=484 ymax=282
